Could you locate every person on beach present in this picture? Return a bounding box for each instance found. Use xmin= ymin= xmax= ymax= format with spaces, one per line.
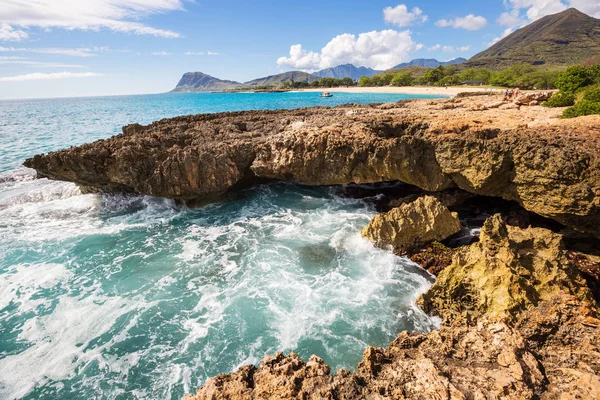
xmin=513 ymin=87 xmax=520 ymax=100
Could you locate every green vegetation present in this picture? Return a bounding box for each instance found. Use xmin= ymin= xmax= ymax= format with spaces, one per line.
xmin=310 ymin=77 xmax=356 ymax=88
xmin=562 ymin=100 xmax=600 ymax=118
xmin=543 ymin=92 xmax=575 ymax=107
xmin=359 ymin=63 xmax=561 ymax=90
xmin=555 ymin=66 xmax=594 ymax=93
xmin=542 ymin=64 xmax=600 ymax=118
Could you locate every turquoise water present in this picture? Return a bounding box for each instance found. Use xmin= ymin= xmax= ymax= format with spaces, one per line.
xmin=0 ymin=92 xmax=440 ymax=399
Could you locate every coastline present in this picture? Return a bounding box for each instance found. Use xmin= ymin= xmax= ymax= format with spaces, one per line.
xmin=300 ymin=85 xmax=491 ymax=96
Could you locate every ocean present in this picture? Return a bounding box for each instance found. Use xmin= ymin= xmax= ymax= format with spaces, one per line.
xmin=0 ymin=91 xmax=441 ymax=399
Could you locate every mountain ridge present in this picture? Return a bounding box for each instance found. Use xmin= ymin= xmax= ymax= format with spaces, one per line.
xmin=313 ymin=64 xmax=382 ymax=80
xmin=466 ymin=8 xmax=600 ymax=69
xmin=392 ymin=58 xmax=467 ymax=70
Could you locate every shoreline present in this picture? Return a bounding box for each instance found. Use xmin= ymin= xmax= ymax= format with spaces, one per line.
xmin=300 ymin=85 xmax=492 ymax=96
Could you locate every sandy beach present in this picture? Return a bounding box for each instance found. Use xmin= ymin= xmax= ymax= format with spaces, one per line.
xmin=301 ymin=86 xmax=492 ymax=96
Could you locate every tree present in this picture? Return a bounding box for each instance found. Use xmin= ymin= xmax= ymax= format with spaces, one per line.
xmin=340 ymin=77 xmax=354 ymax=87
xmin=554 ymin=66 xmax=592 ymax=93
xmin=458 ymin=68 xmax=492 ymax=83
xmin=489 ymin=64 xmax=536 ymax=87
xmin=391 ymin=72 xmax=413 ymax=87
xmin=359 ymin=76 xmax=370 ymax=87
xmin=422 ymin=66 xmax=445 ymax=85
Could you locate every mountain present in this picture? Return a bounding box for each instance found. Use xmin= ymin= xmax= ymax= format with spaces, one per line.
xmin=466 ymin=8 xmax=600 ymax=69
xmin=391 ymin=58 xmax=467 ymax=70
xmin=313 ymin=64 xmax=382 ymax=80
xmin=244 ymin=71 xmax=319 ymax=87
xmin=171 ymin=72 xmax=243 ymax=92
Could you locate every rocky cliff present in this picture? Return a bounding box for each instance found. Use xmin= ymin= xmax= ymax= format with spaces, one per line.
xmin=24 ymin=94 xmax=600 ymax=239
xmin=171 ymin=72 xmax=244 ymax=92
xmin=184 ymin=216 xmax=600 ymax=399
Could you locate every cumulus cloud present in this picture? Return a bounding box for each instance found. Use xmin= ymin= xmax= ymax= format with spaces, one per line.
xmin=383 ymin=5 xmax=428 ymax=27
xmin=497 ymin=10 xmax=522 ymax=27
xmin=0 ymin=72 xmax=104 ymax=82
xmin=428 ymin=44 xmax=441 ymax=51
xmin=0 ymin=46 xmax=96 ymax=57
xmin=435 ymin=14 xmax=488 ymax=30
xmin=501 ymin=0 xmax=600 ymax=25
xmin=0 ymin=0 xmax=186 ymax=41
xmin=277 ymin=30 xmax=421 ymax=71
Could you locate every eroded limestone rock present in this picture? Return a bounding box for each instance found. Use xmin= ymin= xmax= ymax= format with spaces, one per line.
xmin=419 ymin=214 xmax=593 ymax=324
xmin=23 ymin=95 xmax=600 ymax=238
xmin=361 ymin=196 xmax=461 ymax=252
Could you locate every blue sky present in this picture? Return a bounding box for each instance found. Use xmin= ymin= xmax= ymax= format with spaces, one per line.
xmin=0 ymin=0 xmax=598 ymax=99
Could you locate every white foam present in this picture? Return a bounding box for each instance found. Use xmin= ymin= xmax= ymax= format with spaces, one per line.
xmin=0 ymin=263 xmax=72 ymax=313
xmin=0 ymin=294 xmax=138 ymax=399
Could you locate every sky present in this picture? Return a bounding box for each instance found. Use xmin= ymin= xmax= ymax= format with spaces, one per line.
xmin=0 ymin=0 xmax=599 ymax=100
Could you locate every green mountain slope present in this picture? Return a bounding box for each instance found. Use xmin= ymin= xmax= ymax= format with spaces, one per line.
xmin=466 ymin=8 xmax=600 ymax=69
xmin=244 ymin=71 xmax=319 ymax=87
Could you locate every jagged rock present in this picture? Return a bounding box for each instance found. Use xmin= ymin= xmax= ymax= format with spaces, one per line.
xmin=419 ymin=214 xmax=593 ymax=324
xmin=409 ymin=241 xmax=455 ymax=275
xmin=24 ymin=95 xmax=600 ymax=238
xmin=361 ymin=196 xmax=462 ymax=252
xmin=184 ymin=216 xmax=600 ymax=400
xmin=513 ymin=91 xmax=553 ymax=106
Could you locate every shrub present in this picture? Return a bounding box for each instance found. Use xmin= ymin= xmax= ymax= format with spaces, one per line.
xmin=582 ymin=87 xmax=600 ymax=103
xmin=543 ymin=92 xmax=575 ymax=107
xmin=555 ymin=66 xmax=593 ymax=93
xmin=562 ymin=100 xmax=600 ymax=118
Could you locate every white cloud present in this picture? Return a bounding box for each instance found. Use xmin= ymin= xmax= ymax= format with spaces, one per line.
xmin=428 ymin=44 xmax=441 ymax=51
xmin=0 ymin=46 xmax=96 ymax=57
xmin=488 ymin=28 xmax=514 ymax=46
xmin=504 ymin=0 xmax=567 ymax=21
xmin=0 ymin=60 xmax=87 ymax=68
xmin=185 ymin=51 xmax=221 ymax=56
xmin=498 ymin=9 xmax=523 ymax=27
xmin=569 ymin=0 xmax=600 ymax=17
xmin=152 ymin=51 xmax=171 ymax=56
xmin=0 ymin=56 xmax=26 ymax=60
xmin=383 ymin=5 xmax=428 ymax=27
xmin=0 ymin=23 xmax=28 ymax=41
xmin=440 ymin=45 xmax=472 ymax=53
xmin=435 ymin=14 xmax=488 ymax=30
xmin=0 ymin=72 xmax=104 ymax=82
xmin=277 ymin=30 xmax=421 ymax=71
xmin=501 ymin=0 xmax=600 ymax=22
xmin=0 ymin=0 xmax=186 ymax=41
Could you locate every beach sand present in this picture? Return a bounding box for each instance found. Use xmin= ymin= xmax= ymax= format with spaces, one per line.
xmin=301 ymin=86 xmax=492 ymax=96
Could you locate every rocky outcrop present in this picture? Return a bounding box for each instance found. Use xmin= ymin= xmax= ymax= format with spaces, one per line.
xmin=24 ymin=94 xmax=600 ymax=238
xmin=184 ymin=216 xmax=600 ymax=399
xmin=361 ymin=196 xmax=461 ymax=252
xmin=419 ymin=214 xmax=593 ymax=324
